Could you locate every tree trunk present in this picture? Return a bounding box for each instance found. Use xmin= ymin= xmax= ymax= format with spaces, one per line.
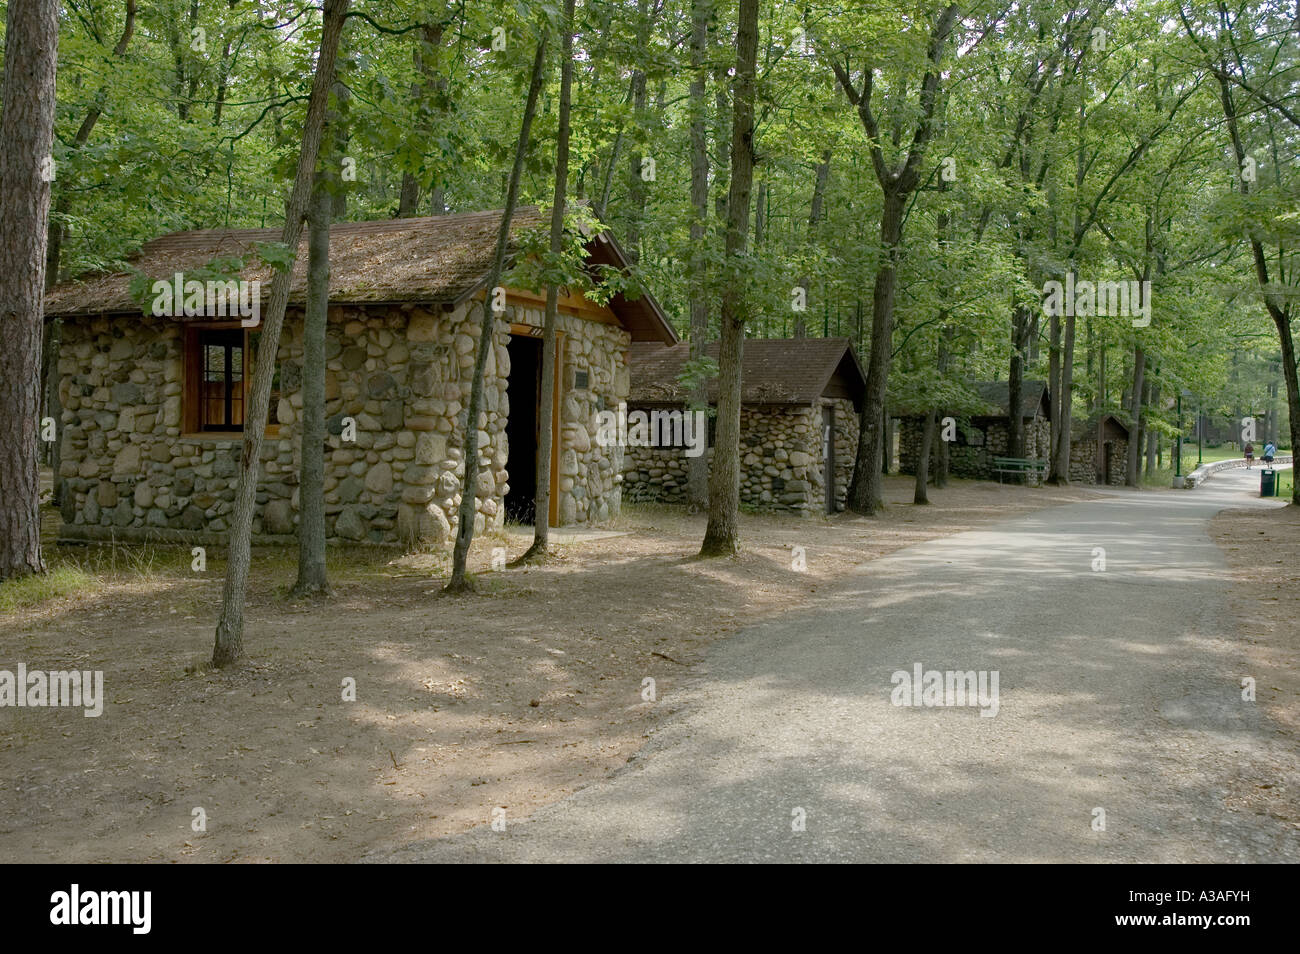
xmin=212 ymin=0 xmax=351 ymax=666
xmin=397 ymin=21 xmax=448 ymax=217
xmin=520 ymin=0 xmax=576 ymax=563
xmin=0 ymin=0 xmax=59 ymax=581
xmin=846 ymin=191 xmax=905 ymax=514
xmin=796 ymin=150 xmax=832 ymax=338
xmin=446 ymin=34 xmax=549 ymax=590
xmin=293 ymin=180 xmax=333 ymax=595
xmin=914 ymin=409 xmax=936 ymax=504
xmin=1126 ymin=343 xmax=1145 ymax=486
xmin=1052 ymin=305 xmax=1077 ymax=484
xmin=1007 ymin=305 xmax=1032 ymax=461
xmin=685 ymin=0 xmax=711 ymax=511
xmin=699 ymin=0 xmax=759 ymax=558
xmin=1146 ymin=380 xmax=1160 ymax=475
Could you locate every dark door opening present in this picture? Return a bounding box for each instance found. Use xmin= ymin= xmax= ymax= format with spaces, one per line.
xmin=505 ymin=334 xmax=542 ymax=524
xmin=823 ymin=405 xmax=836 ymax=513
xmin=1101 ymin=441 xmax=1112 ymax=485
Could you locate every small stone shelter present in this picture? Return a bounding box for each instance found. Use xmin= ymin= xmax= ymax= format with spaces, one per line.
xmin=1070 ymin=412 xmax=1130 ymax=485
xmin=899 ymin=380 xmax=1051 ymax=481
xmin=44 ymin=208 xmax=676 ymax=547
xmin=622 ymin=337 xmax=865 ymax=513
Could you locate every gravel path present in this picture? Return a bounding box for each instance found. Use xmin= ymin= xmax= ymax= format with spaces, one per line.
xmin=377 ymin=469 xmax=1299 ymax=863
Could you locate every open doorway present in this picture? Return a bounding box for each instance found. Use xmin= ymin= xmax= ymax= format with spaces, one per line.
xmin=505 ymin=334 xmax=541 ymax=524
xmin=822 ymin=405 xmax=836 ymax=513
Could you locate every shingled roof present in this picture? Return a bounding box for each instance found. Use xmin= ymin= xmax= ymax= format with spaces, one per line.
xmin=973 ymin=380 xmax=1050 ymax=420
xmin=44 ymin=207 xmax=678 ymax=343
xmin=628 ymin=338 xmax=866 ymax=407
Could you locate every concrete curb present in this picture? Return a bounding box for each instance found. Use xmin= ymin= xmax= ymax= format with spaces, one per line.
xmin=1181 ymin=455 xmax=1292 ymax=489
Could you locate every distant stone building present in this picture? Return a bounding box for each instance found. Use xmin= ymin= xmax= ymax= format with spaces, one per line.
xmin=899 ymin=380 xmax=1051 ymax=481
xmin=1070 ymin=412 xmax=1130 ymax=485
xmin=45 ymin=208 xmax=676 ymax=548
xmin=623 ymin=338 xmax=866 ymax=514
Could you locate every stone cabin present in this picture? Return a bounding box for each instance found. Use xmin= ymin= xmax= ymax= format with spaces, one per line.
xmin=1070 ymin=412 xmax=1130 ymax=485
xmin=622 ymin=337 xmax=865 ymax=514
xmin=44 ymin=208 xmax=677 ymax=548
xmin=899 ymin=380 xmax=1051 ymax=481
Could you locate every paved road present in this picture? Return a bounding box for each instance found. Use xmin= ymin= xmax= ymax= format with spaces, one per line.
xmin=378 ymin=467 xmax=1298 ymax=862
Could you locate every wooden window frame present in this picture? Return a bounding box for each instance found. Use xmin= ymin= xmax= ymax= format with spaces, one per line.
xmin=182 ymin=322 xmax=280 ymax=439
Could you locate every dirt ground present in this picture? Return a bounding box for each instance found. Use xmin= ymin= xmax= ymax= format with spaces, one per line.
xmin=1 ymin=476 xmax=1095 ymax=863
xmin=1210 ymin=503 xmax=1300 ymax=742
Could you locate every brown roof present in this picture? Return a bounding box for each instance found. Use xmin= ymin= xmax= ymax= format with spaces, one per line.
xmin=628 ymin=337 xmax=866 ymax=407
xmin=44 ymin=207 xmax=678 ymax=343
xmin=973 ymin=380 xmax=1050 ymax=420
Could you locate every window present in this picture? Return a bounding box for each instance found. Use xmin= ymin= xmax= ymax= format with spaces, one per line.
xmin=200 ymin=329 xmax=244 ymax=431
xmin=183 ymin=324 xmax=278 ymax=436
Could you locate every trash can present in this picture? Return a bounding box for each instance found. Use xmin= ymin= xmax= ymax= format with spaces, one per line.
xmin=1261 ymin=469 xmax=1277 ymax=497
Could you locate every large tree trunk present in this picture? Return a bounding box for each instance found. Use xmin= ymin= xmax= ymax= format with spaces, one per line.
xmin=293 ymin=180 xmax=333 ymax=595
xmin=0 ymin=0 xmax=59 ymax=581
xmin=846 ymin=191 xmax=905 ymax=514
xmin=685 ymin=0 xmax=711 ymax=511
xmin=1126 ymin=343 xmax=1145 ymax=486
xmin=446 ymin=34 xmax=549 ymax=590
xmin=914 ymin=409 xmax=936 ymax=504
xmin=699 ymin=0 xmax=759 ymax=558
xmin=520 ymin=0 xmax=576 ymax=563
xmin=397 ymin=22 xmax=447 ymax=217
xmin=212 ymin=0 xmax=351 ymax=666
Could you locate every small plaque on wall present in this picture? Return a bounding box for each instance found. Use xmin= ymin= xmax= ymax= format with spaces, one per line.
xmin=574 ymin=370 xmax=590 ymax=390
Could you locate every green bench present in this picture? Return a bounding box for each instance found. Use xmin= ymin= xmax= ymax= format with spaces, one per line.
xmin=992 ymin=457 xmax=1048 ymax=484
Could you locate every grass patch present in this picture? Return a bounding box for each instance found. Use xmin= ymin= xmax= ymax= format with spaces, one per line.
xmin=0 ymin=564 xmax=98 ymax=612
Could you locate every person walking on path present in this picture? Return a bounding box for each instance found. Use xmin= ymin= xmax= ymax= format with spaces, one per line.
xmin=1263 ymin=441 xmax=1276 ymax=465
xmin=1244 ymin=442 xmax=1255 ymax=468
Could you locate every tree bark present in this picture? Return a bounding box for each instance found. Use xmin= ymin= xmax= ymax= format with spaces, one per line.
xmin=0 ymin=0 xmax=59 ymax=581
xmin=795 ymin=149 xmax=832 ymax=338
xmin=446 ymin=32 xmax=549 ymax=590
xmin=685 ymin=0 xmax=711 ymax=511
xmin=914 ymin=409 xmax=936 ymax=504
xmin=1126 ymin=343 xmax=1145 ymax=486
xmin=293 ymin=178 xmax=333 ymax=595
xmin=520 ymin=0 xmax=576 ymax=563
xmin=212 ymin=0 xmax=351 ymax=665
xmin=846 ymin=191 xmax=905 ymax=513
xmin=699 ymin=0 xmax=759 ymax=558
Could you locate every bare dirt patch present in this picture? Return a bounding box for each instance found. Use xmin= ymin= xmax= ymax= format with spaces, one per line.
xmin=1 ymin=476 xmax=1094 ymax=862
xmin=1209 ymin=503 xmax=1300 ymax=826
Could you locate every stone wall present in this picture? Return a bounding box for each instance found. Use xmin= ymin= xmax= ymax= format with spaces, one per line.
xmin=621 ymin=399 xmax=858 ymax=513
xmin=899 ymin=415 xmax=1050 ymax=482
xmin=56 ymin=299 xmax=627 ymax=547
xmin=1069 ymin=438 xmax=1128 ymax=485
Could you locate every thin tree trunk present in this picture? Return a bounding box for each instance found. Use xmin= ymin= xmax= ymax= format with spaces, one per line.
xmin=796 ymin=149 xmax=831 ymax=338
xmin=520 ymin=0 xmax=576 ymax=563
xmin=914 ymin=409 xmax=936 ymax=504
xmin=212 ymin=0 xmax=351 ymax=665
xmin=685 ymin=0 xmax=711 ymax=510
xmin=699 ymin=0 xmax=759 ymax=558
xmin=446 ymin=33 xmax=549 ymax=591
xmin=0 ymin=0 xmax=59 ymax=581
xmin=1126 ymin=343 xmax=1145 ymax=486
